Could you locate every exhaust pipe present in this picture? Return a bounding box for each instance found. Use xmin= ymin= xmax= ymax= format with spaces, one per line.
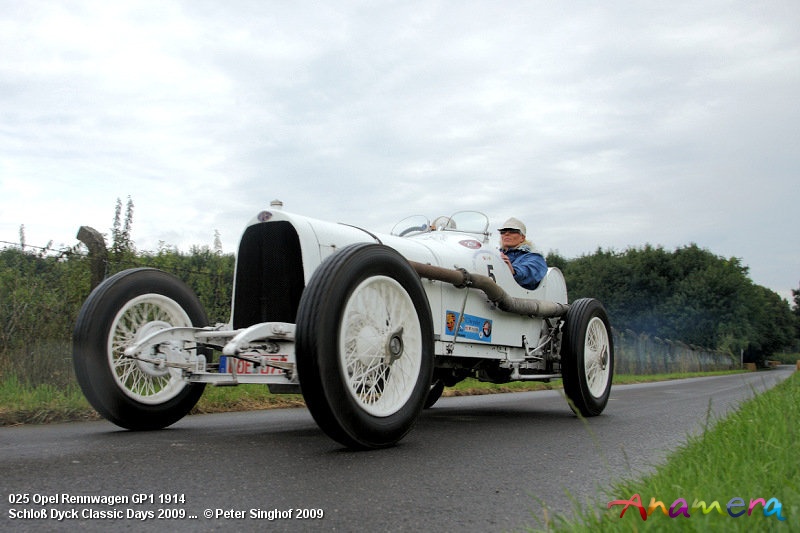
xmin=409 ymin=261 xmax=569 ymax=318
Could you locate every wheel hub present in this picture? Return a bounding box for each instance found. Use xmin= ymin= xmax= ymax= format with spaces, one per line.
xmin=385 ymin=327 xmax=404 ymax=364
xmin=130 ymin=320 xmax=172 ymax=377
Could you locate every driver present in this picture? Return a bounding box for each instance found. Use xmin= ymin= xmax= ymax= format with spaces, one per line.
xmin=498 ymin=217 xmax=547 ymax=290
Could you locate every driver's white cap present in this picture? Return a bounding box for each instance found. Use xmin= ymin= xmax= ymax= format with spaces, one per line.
xmin=498 ymin=217 xmax=526 ymax=235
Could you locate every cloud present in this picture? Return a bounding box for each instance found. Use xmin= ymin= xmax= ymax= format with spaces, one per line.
xmin=1 ymin=0 xmax=798 ymax=300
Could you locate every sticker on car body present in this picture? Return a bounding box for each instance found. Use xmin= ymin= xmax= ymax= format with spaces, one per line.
xmin=458 ymin=239 xmax=483 ymax=249
xmin=445 ymin=310 xmax=492 ymax=342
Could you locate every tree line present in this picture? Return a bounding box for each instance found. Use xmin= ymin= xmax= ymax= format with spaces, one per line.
xmin=546 ymin=244 xmax=798 ymax=362
xmin=0 ymin=241 xmax=236 ymax=387
xmin=1 ymin=198 xmax=798 ymax=388
xmin=1 ymin=239 xmax=797 ymax=364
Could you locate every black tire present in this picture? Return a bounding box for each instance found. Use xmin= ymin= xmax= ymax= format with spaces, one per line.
xmin=424 ymin=379 xmax=445 ymax=409
xmin=296 ymin=243 xmax=434 ymax=449
xmin=561 ymin=298 xmax=614 ymax=417
xmin=72 ymin=268 xmax=209 ymax=430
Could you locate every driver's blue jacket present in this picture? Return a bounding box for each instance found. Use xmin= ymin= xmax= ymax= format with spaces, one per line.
xmin=501 ymin=244 xmax=547 ymax=290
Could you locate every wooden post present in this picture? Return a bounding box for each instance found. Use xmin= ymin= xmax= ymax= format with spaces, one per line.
xmin=77 ymin=226 xmax=108 ymax=289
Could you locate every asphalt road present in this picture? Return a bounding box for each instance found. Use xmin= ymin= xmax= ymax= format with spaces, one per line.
xmin=1 ymin=367 xmax=793 ymax=532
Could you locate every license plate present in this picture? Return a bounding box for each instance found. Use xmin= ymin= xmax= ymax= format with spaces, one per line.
xmin=219 ymin=355 xmax=288 ymax=375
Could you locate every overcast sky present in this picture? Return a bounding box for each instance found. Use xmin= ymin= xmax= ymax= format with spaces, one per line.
xmin=1 ymin=1 xmax=798 ymax=301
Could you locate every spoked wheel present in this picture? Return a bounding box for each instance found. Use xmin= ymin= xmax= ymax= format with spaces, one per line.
xmin=561 ymin=298 xmax=614 ymax=417
xmin=72 ymin=268 xmax=209 ymax=430
xmin=296 ymin=243 xmax=434 ymax=449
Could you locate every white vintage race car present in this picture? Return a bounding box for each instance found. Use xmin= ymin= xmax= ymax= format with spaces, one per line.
xmin=73 ymin=207 xmax=613 ymax=449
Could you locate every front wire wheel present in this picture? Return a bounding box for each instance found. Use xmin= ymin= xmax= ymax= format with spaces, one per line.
xmin=73 ymin=268 xmax=209 ymax=430
xmin=108 ymin=293 xmax=193 ymax=404
xmin=561 ymin=298 xmax=614 ymax=417
xmin=296 ymin=244 xmax=434 ymax=449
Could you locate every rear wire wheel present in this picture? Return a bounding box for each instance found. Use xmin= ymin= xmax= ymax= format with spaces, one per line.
xmin=424 ymin=379 xmax=446 ymax=409
xmin=296 ymin=243 xmax=434 ymax=449
xmin=561 ymin=298 xmax=614 ymax=417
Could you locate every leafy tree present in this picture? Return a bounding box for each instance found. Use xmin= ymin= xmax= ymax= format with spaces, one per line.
xmin=544 ymin=251 xmax=568 ymax=272
xmin=790 ymin=283 xmax=800 ymax=344
xmin=746 ymin=284 xmax=796 ymax=358
xmin=561 ymin=243 xmax=795 ymax=359
xmin=661 ymin=253 xmax=751 ymax=347
xmin=792 ymin=283 xmax=800 ymax=320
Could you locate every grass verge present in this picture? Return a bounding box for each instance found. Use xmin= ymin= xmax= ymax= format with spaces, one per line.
xmin=0 ymin=370 xmax=744 ymax=426
xmin=530 ymin=371 xmax=799 ymax=532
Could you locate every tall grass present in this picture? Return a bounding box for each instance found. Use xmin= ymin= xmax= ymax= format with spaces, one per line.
xmin=0 ymin=374 xmax=93 ymax=424
xmin=0 ymin=340 xmax=75 ymax=389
